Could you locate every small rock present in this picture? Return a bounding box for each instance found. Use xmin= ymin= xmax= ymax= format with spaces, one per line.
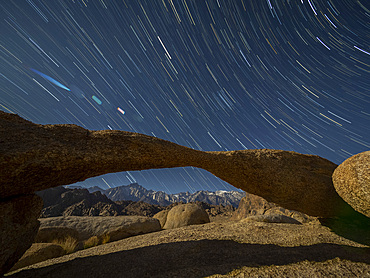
xmin=163 ymin=203 xmax=210 ymax=229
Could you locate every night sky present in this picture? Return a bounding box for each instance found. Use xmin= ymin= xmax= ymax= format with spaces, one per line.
xmin=1 ymin=0 xmax=369 ymax=194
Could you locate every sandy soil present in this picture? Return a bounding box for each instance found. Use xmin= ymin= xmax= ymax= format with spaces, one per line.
xmin=7 ymin=219 xmax=370 ymax=278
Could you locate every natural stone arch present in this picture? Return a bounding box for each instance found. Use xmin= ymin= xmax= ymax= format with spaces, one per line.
xmin=0 ymin=111 xmax=359 ymax=274
xmin=0 ymin=111 xmax=349 ymax=217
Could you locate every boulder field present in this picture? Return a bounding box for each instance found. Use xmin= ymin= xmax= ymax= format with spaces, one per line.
xmin=0 ymin=111 xmax=368 ymax=275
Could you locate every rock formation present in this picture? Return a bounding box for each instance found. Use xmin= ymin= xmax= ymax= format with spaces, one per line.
xmin=1 ymin=111 xmax=349 ymax=217
xmin=333 ymin=151 xmax=370 ymax=218
xmin=0 ymin=194 xmax=43 ymax=275
xmin=233 ymin=194 xmax=316 ymax=223
xmin=0 ymin=111 xmax=362 ymax=274
xmin=9 ymin=243 xmax=65 ymax=272
xmin=39 ymin=216 xmax=161 ymax=242
xmin=162 ymin=203 xmax=210 ymax=229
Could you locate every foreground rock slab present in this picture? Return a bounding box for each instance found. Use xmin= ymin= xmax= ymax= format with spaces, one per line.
xmin=333 ymin=151 xmax=370 ymax=218
xmin=0 ymin=111 xmax=350 ymax=218
xmin=7 ymin=221 xmax=370 ymax=278
xmin=9 ymin=243 xmax=65 ymax=272
xmin=0 ymin=194 xmax=42 ymax=275
xmin=39 ymin=216 xmax=161 ymax=242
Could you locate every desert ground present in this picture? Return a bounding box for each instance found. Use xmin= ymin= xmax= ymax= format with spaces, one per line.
xmin=7 ymin=217 xmax=370 ymax=278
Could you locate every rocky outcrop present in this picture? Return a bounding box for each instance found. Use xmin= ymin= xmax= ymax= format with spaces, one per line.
xmin=39 ymin=216 xmax=161 ymax=242
xmin=1 ymin=111 xmax=349 ymax=218
xmin=119 ymin=200 xmax=164 ymax=217
xmin=163 ymin=203 xmax=210 ymax=229
xmin=38 ymin=187 xmax=118 ymax=217
xmin=0 ymin=194 xmax=43 ymax=275
xmin=333 ymin=151 xmax=370 ymax=218
xmin=38 ymin=187 xmax=167 ymax=217
xmin=233 ymin=194 xmax=316 ymax=224
xmin=9 ymin=243 xmax=65 ymax=272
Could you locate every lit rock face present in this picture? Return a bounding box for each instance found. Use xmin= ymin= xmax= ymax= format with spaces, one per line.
xmin=0 ymin=111 xmax=348 ymax=218
xmin=333 ymin=151 xmax=370 ymax=218
xmin=163 ymin=203 xmax=210 ymax=229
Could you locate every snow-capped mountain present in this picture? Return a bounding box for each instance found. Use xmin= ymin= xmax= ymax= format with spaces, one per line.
xmin=86 ymin=183 xmax=245 ymax=207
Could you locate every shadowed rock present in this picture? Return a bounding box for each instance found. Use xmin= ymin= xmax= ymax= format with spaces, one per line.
xmin=333 ymin=151 xmax=370 ymax=218
xmin=0 ymin=111 xmax=350 ymax=218
xmin=9 ymin=243 xmax=65 ymax=272
xmin=0 ymin=194 xmax=43 ymax=275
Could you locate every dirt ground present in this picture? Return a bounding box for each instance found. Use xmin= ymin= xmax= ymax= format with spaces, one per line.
xmin=7 ymin=219 xmax=370 ymax=278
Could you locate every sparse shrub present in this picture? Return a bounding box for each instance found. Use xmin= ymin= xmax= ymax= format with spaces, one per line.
xmin=52 ymin=236 xmax=78 ymax=254
xmin=101 ymin=234 xmax=110 ymax=244
xmin=84 ymin=236 xmax=99 ymax=249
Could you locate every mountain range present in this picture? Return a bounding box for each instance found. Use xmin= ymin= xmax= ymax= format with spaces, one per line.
xmin=67 ymin=183 xmax=245 ymax=207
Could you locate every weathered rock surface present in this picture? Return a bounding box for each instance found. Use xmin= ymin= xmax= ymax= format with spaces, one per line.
xmin=1 ymin=111 xmax=349 ymax=218
xmin=163 ymin=203 xmax=210 ymax=229
xmin=0 ymin=194 xmax=43 ymax=275
xmin=9 ymin=243 xmax=65 ymax=272
xmin=333 ymin=151 xmax=370 ymax=218
xmin=241 ymin=214 xmax=302 ymax=224
xmin=233 ymin=194 xmax=316 ymax=223
xmin=39 ymin=216 xmax=161 ymax=242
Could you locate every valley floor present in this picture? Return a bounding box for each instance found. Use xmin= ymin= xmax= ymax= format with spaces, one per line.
xmin=7 ymin=219 xmax=370 ymax=278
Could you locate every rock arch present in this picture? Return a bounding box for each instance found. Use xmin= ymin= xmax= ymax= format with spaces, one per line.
xmin=0 ymin=111 xmax=356 ymax=274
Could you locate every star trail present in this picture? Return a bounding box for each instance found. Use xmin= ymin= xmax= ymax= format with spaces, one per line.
xmin=0 ymin=0 xmax=369 ymax=193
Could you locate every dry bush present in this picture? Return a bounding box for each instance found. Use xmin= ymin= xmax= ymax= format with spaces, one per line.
xmin=101 ymin=234 xmax=110 ymax=244
xmin=84 ymin=236 xmax=99 ymax=249
xmin=52 ymin=236 xmax=78 ymax=254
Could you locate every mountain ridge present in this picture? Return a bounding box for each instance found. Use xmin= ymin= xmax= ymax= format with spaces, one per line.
xmin=67 ymin=183 xmax=245 ymax=207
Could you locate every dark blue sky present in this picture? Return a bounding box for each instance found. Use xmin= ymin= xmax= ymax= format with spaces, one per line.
xmin=1 ymin=0 xmax=369 ymax=193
